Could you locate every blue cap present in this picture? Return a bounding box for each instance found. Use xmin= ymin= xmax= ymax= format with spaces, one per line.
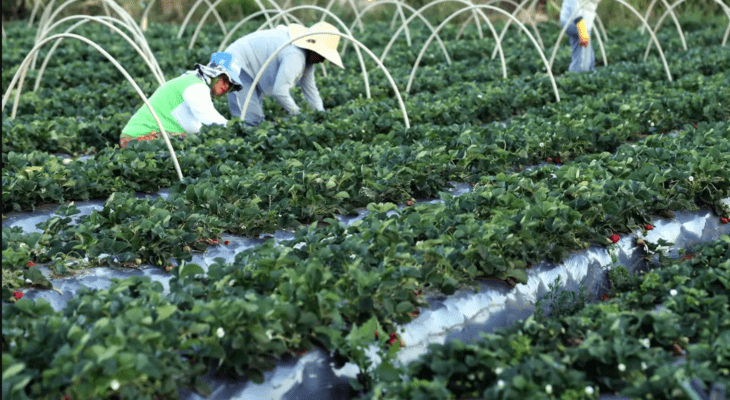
xmin=209 ymin=52 xmax=243 ymax=89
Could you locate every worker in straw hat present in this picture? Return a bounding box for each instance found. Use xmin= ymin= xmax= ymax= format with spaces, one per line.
xmin=560 ymin=0 xmax=596 ymax=72
xmin=120 ymin=52 xmax=243 ymax=148
xmin=222 ymin=22 xmax=344 ymax=126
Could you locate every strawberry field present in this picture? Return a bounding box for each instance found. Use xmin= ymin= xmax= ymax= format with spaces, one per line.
xmin=2 ymin=2 xmax=730 ymax=400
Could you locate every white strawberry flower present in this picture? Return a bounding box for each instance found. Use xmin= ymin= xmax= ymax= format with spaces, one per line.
xmin=618 ymin=363 xmax=626 ymax=372
xmin=641 ymin=362 xmax=648 ymax=370
xmin=670 ymin=289 xmax=678 ymax=296
xmin=478 ymin=94 xmax=483 ymax=98
xmin=640 ymin=338 xmax=650 ymax=348
xmin=110 ymin=380 xmax=120 ymax=390
xmin=495 ymin=367 xmax=503 ymax=375
xmin=545 ymin=384 xmax=553 ymax=394
xmin=497 ymin=380 xmax=505 ymax=389
xmin=217 ymin=327 xmax=225 ymax=338
xmin=688 ymin=176 xmax=694 ymax=182
xmin=539 ymin=142 xmax=544 ymax=148
xmin=585 ymin=386 xmax=594 ymax=395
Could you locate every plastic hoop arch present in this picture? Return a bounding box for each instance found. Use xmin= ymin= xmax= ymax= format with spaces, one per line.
xmin=349 ymin=0 xmax=452 ymax=66
xmin=378 ymin=0 xmax=507 ymax=66
xmin=2 ymin=33 xmax=184 ymax=181
xmin=217 ymin=9 xmax=305 ymax=52
xmin=644 ymin=0 xmax=730 ymax=59
xmin=407 ymin=4 xmax=561 ymax=104
xmin=240 ymin=31 xmax=410 ymax=129
xmin=33 ymin=15 xmax=166 ymax=93
xmin=176 ymin=0 xmax=228 ymax=39
xmin=320 ymin=0 xmax=364 ymax=30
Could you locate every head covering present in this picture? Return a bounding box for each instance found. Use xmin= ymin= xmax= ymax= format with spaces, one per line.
xmin=193 ymin=52 xmax=244 ymax=91
xmin=289 ymin=22 xmax=344 ymax=69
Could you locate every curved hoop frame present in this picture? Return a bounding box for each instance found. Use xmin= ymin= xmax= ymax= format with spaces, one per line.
xmin=177 ymin=0 xmax=228 ymax=39
xmin=34 ymin=0 xmax=152 ymax=74
xmin=29 ymin=0 xmax=46 ymax=26
xmin=640 ymin=0 xmax=683 ymax=38
xmin=2 ymin=33 xmax=184 ymax=181
xmin=407 ymin=4 xmax=560 ymax=104
xmin=645 ymin=0 xmax=730 ymax=59
xmin=217 ymin=9 xmax=304 ymax=52
xmin=320 ymin=0 xmax=364 ymax=30
xmin=241 ymin=31 xmax=410 ymax=129
xmin=456 ymin=0 xmax=545 ymax=56
xmin=33 ymin=16 xmax=166 ymax=93
xmin=379 ymin=0 xmax=508 ymax=66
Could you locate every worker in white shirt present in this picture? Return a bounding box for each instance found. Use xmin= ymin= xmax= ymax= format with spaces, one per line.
xmin=223 ymin=22 xmax=344 ymax=126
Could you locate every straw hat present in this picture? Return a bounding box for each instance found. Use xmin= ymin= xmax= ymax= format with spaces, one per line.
xmin=289 ymin=22 xmax=344 ymax=69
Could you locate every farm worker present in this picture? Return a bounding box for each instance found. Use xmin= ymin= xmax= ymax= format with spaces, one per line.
xmin=119 ymin=52 xmax=243 ymax=148
xmin=560 ymin=0 xmax=596 ymax=72
xmin=222 ymin=22 xmax=345 ymax=126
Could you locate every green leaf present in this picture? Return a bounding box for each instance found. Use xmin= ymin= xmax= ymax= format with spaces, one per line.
xmin=180 ymin=262 xmax=204 ymax=279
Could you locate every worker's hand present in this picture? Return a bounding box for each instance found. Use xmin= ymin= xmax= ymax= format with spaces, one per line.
xmin=576 ymin=18 xmax=590 ymax=47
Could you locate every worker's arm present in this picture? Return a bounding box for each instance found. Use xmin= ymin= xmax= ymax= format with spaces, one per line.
xmin=299 ymin=64 xmax=325 ymax=112
xmin=271 ymin=54 xmax=304 ymax=115
xmin=181 ymin=83 xmax=227 ymax=130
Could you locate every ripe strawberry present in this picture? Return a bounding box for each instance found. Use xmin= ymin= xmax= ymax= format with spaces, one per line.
xmin=406 ymin=199 xmax=415 ymax=206
xmin=601 ymin=293 xmax=610 ymax=301
xmin=636 ymin=239 xmax=645 ymax=246
xmin=546 ymin=157 xmax=552 ymax=162
xmin=224 ymin=240 xmax=230 ymax=245
xmin=721 ymin=217 xmax=729 ymax=224
xmin=646 ymin=224 xmax=653 ymax=230
xmin=374 ymin=329 xmax=379 ymax=340
xmin=13 ymin=291 xmax=23 ymax=300
xmin=555 ymin=157 xmax=562 ymax=164
xmin=610 ymin=234 xmax=620 ymax=243
xmin=27 ymin=261 xmax=35 ymax=267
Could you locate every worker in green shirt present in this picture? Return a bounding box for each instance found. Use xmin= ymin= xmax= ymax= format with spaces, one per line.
xmin=120 ymin=52 xmax=243 ymax=148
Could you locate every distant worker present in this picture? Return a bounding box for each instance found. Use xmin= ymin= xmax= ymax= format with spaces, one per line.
xmin=560 ymin=0 xmax=596 ymax=72
xmin=222 ymin=22 xmax=345 ymax=126
xmin=120 ymin=53 xmax=242 ymax=148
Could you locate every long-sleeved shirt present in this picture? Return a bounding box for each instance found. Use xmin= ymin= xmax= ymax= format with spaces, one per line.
xmin=224 ymin=28 xmax=324 ymax=117
xmin=122 ymin=74 xmax=227 ymax=137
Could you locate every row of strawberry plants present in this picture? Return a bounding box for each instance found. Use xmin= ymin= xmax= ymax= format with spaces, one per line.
xmin=360 ymin=235 xmax=730 ymax=399
xmin=3 ymin=56 xmax=728 ymax=213
xmin=3 ymin=126 xmax=727 ymax=397
xmin=4 ymin=120 xmax=728 ymax=305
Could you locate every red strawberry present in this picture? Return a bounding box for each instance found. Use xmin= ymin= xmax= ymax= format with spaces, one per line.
xmin=211 ymin=239 xmax=218 ymax=244
xmin=406 ymin=199 xmax=415 ymax=206
xmin=374 ymin=330 xmax=379 ymax=340
xmin=601 ymin=293 xmax=610 ymax=301
xmin=546 ymin=157 xmax=552 ymax=162
xmin=672 ymin=342 xmax=684 ymax=356
xmin=27 ymin=261 xmax=35 ymax=267
xmin=721 ymin=217 xmax=729 ymax=224
xmin=610 ymin=234 xmax=620 ymax=243
xmin=646 ymin=224 xmax=653 ymax=230
xmin=63 ymin=395 xmax=72 ymax=400
xmin=555 ymin=158 xmax=562 ymax=164
xmin=224 ymin=240 xmax=230 ymax=245
xmin=636 ymin=239 xmax=645 ymax=246
xmin=13 ymin=291 xmax=23 ymax=300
